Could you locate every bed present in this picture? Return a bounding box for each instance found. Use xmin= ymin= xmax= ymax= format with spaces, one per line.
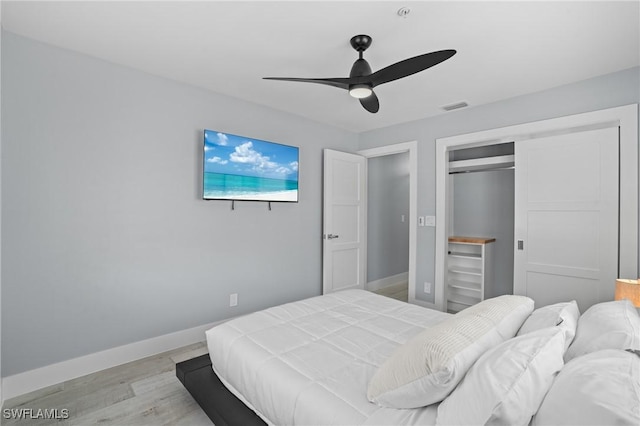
xmin=177 ymin=289 xmax=640 ymax=426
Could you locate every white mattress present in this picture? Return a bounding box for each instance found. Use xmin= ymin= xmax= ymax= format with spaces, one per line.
xmin=206 ymin=289 xmax=451 ymax=425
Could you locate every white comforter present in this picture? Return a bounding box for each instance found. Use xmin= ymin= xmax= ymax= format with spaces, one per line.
xmin=206 ymin=289 xmax=451 ymax=425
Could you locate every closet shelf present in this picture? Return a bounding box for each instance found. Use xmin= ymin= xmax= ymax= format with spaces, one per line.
xmin=448 ymin=155 xmax=514 ymax=174
xmin=448 ymin=280 xmax=482 ymax=292
xmin=449 ymin=236 xmax=496 ymax=244
xmin=448 ymin=251 xmax=482 ymax=259
xmin=449 ymin=266 xmax=482 ymax=276
xmin=447 ymin=294 xmax=478 ymax=307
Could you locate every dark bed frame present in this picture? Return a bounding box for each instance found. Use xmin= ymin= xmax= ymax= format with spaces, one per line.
xmin=176 ymin=354 xmax=266 ymax=426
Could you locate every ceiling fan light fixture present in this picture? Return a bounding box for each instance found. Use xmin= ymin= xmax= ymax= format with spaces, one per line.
xmin=349 ymin=84 xmax=372 ymax=99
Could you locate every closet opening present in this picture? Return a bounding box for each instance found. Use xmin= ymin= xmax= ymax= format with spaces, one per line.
xmin=446 ymin=142 xmax=515 ymax=313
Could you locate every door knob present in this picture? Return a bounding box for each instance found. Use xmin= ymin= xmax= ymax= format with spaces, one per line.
xmin=327 ymin=234 xmax=340 ymax=240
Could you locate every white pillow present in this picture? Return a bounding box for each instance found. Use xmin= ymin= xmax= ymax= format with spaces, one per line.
xmin=564 ymin=299 xmax=640 ymax=362
xmin=532 ymin=349 xmax=640 ymax=426
xmin=367 ymin=295 xmax=534 ymax=408
xmin=517 ymin=300 xmax=580 ymax=350
xmin=436 ymin=327 xmax=565 ymax=426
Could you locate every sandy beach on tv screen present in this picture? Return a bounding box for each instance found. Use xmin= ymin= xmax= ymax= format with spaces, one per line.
xmin=228 ymin=191 xmax=297 ymax=202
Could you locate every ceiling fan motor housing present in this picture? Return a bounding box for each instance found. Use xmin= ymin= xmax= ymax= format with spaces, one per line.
xmin=350 ymin=58 xmax=372 ymax=78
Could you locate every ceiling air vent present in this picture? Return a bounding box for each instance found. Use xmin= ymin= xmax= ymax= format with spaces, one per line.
xmin=441 ymin=101 xmax=469 ymax=112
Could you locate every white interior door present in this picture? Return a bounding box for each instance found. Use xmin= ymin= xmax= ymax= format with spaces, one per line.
xmin=514 ymin=127 xmax=619 ymax=311
xmin=323 ymin=149 xmax=366 ymax=294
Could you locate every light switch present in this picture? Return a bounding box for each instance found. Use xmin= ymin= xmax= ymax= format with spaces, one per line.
xmin=418 ymin=216 xmax=425 ymax=226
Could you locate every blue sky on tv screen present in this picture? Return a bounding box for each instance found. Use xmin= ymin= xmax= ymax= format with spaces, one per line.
xmin=203 ymin=130 xmax=299 ymax=181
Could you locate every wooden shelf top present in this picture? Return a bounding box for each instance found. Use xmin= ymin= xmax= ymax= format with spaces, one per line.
xmin=449 ymin=236 xmax=496 ymax=244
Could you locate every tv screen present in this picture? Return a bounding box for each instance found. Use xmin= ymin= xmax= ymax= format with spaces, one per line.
xmin=203 ymin=130 xmax=299 ymax=202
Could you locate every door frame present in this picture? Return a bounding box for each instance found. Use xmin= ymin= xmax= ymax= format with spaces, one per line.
xmin=434 ymin=104 xmax=638 ymax=312
xmin=358 ymin=141 xmax=418 ymax=304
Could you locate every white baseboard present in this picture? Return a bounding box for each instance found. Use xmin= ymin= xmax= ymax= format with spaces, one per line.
xmin=366 ymin=272 xmax=408 ymax=292
xmin=2 ymin=320 xmax=224 ymax=401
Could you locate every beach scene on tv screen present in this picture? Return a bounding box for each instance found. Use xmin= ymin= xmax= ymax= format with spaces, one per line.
xmin=203 ymin=130 xmax=299 ymax=202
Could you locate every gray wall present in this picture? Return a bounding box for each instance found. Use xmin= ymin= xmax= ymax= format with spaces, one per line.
xmin=367 ymin=152 xmax=409 ymax=283
xmin=1 ymin=32 xmax=357 ymax=376
xmin=358 ymin=66 xmax=640 ymax=304
xmin=452 ymin=170 xmax=514 ymax=298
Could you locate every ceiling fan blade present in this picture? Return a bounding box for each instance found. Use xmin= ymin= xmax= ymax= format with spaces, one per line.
xmin=369 ymin=49 xmax=456 ymax=88
xmin=263 ymin=77 xmax=351 ymax=90
xmin=360 ymin=91 xmax=379 ymax=113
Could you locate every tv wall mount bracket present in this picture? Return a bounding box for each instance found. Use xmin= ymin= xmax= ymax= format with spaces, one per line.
xmin=230 ymin=200 xmax=272 ymax=211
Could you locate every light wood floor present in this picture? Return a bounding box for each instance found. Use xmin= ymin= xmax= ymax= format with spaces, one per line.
xmin=3 ymin=342 xmax=213 ymax=426
xmin=372 ymin=281 xmax=408 ymax=302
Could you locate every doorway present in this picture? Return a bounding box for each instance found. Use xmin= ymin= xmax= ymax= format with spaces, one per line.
xmin=322 ymin=141 xmax=418 ymax=301
xmin=450 ymin=143 xmax=515 ymax=302
xmin=359 ymin=141 xmax=418 ymax=303
xmin=366 ymin=152 xmax=410 ymax=302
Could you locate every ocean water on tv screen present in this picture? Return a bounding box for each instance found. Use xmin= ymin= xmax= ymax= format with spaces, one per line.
xmin=203 ymin=172 xmax=298 ymax=199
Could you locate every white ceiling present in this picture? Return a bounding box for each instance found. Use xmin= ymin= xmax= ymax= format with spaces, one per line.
xmin=2 ymin=1 xmax=639 ymax=133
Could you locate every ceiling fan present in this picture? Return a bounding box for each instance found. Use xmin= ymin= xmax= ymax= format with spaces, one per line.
xmin=264 ymin=35 xmax=456 ymax=113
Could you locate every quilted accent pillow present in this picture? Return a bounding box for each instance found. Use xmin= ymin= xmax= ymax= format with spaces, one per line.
xmin=436 ymin=327 xmax=565 ymax=425
xmin=532 ymin=349 xmax=640 ymax=426
xmin=517 ymin=300 xmax=580 ymax=350
xmin=367 ymin=295 xmax=534 ymax=408
xmin=564 ymin=299 xmax=640 ymax=362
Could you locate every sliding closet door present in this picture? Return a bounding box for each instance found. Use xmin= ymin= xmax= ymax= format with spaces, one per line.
xmin=514 ymin=127 xmax=619 ymax=312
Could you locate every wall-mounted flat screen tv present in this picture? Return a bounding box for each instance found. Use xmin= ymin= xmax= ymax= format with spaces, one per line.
xmin=203 ymin=130 xmax=299 ymax=202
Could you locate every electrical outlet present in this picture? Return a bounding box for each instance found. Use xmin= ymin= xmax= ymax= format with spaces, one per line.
xmin=425 ymin=216 xmax=436 ymax=227
xmin=229 ymin=293 xmax=238 ymax=307
xmin=424 ymin=282 xmax=432 ymax=294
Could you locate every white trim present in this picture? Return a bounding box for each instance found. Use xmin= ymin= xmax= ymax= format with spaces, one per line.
xmin=358 ymin=141 xmax=419 ymax=305
xmin=435 ymin=104 xmax=638 ymax=311
xmin=0 ymin=3 xmax=4 ymax=409
xmin=2 ymin=320 xmax=225 ymax=401
xmin=409 ymin=298 xmax=440 ymax=310
xmin=366 ymin=271 xmax=408 ymax=292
